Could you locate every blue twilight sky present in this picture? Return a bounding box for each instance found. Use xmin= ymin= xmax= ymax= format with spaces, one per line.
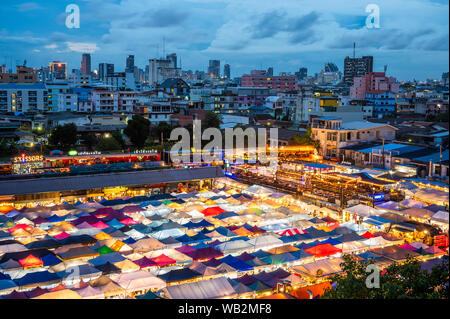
xmin=0 ymin=0 xmax=448 ymax=81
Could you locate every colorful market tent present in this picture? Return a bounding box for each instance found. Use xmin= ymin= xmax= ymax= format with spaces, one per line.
xmin=304 ymin=244 xmax=342 ymax=258
xmin=162 ymin=277 xmax=235 ymax=299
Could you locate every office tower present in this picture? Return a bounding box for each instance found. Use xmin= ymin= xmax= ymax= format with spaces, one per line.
xmin=126 ymin=55 xmax=134 ymax=73
xmin=295 ymin=67 xmax=307 ymax=81
xmin=224 ymin=64 xmax=230 ymax=79
xmin=343 ymin=56 xmax=373 ymax=86
xmin=208 ymin=60 xmax=220 ymax=79
xmin=267 ymin=67 xmax=274 ymax=77
xmin=98 ymin=63 xmax=114 ymax=81
xmin=148 ymin=58 xmax=179 ymax=85
xmin=166 ymin=53 xmax=177 ymax=69
xmin=81 ymin=53 xmax=91 ymax=75
xmin=49 ymin=61 xmax=67 ymax=80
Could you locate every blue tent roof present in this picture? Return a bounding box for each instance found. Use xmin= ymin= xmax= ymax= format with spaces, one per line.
xmin=88 ymin=252 xmax=126 ymax=266
xmin=14 ymin=271 xmax=60 ymax=287
xmin=219 ymin=255 xmax=253 ymax=271
xmin=41 ymin=254 xmax=63 ymax=266
xmin=320 ymin=237 xmax=342 ymax=246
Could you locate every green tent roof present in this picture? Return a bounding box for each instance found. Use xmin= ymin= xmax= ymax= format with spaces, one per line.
xmin=96 ymin=245 xmax=115 ymax=255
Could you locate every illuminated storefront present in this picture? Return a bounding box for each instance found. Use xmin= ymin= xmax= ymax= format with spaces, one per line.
xmin=12 ymin=154 xmax=44 ymax=175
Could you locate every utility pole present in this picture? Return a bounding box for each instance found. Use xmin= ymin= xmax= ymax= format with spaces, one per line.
xmin=382 ymin=138 xmax=385 ymax=169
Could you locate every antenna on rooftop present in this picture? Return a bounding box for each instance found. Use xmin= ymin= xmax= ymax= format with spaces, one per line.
xmin=353 ymin=42 xmax=356 ymax=59
xmin=384 ymin=65 xmax=388 ymax=73
xmin=163 ymin=36 xmax=165 ymax=58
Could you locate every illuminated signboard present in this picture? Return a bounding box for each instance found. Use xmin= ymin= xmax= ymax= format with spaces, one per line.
xmin=373 ymin=193 xmax=385 ymax=201
xmin=13 ymin=154 xmax=44 ymax=164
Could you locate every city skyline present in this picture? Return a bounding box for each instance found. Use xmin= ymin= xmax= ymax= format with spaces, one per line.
xmin=0 ymin=0 xmax=448 ymax=81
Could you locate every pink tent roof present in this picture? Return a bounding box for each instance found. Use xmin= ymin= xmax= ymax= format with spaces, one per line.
xmin=53 ymin=232 xmax=70 ymax=240
xmin=399 ymin=243 xmax=417 ymax=251
xmin=90 ymin=221 xmax=110 ymax=229
xmin=118 ymin=217 xmax=138 ymax=225
xmin=175 ymin=244 xmax=197 ymax=254
xmin=278 ymin=228 xmax=306 ymax=236
xmin=134 ymin=257 xmax=157 ymax=269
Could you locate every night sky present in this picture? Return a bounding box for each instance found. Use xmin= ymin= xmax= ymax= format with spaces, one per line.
xmin=0 ymin=0 xmax=448 ymax=80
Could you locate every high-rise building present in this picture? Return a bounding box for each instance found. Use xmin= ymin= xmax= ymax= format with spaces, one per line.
xmin=0 ymin=66 xmax=36 ymax=83
xmin=166 ymin=53 xmax=177 ymax=69
xmin=295 ymin=67 xmax=307 ymax=81
xmin=49 ymin=61 xmax=67 ymax=80
xmin=98 ymin=63 xmax=114 ymax=81
xmin=241 ymin=70 xmax=298 ymax=93
xmin=223 ymin=64 xmax=230 ymax=79
xmin=208 ymin=60 xmax=220 ymax=79
xmin=267 ymin=67 xmax=274 ymax=77
xmin=148 ymin=58 xmax=180 ymax=85
xmin=343 ymin=56 xmax=373 ymax=86
xmin=126 ymin=55 xmax=134 ymax=73
xmin=81 ymin=53 xmax=91 ymax=75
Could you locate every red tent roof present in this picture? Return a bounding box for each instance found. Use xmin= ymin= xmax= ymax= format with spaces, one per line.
xmin=201 ymin=206 xmax=226 ymax=217
xmin=361 ymin=231 xmax=375 ymax=239
xmin=8 ymin=223 xmax=33 ymax=233
xmin=304 ymin=243 xmax=342 ymax=257
xmin=150 ymin=254 xmax=177 ymax=266
xmin=19 ymin=254 xmax=44 ymax=268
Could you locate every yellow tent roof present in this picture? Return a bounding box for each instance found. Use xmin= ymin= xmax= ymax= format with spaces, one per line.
xmin=34 ymin=289 xmax=82 ymax=299
xmin=94 ymin=232 xmax=113 ymax=240
xmin=114 ymin=259 xmax=140 ymax=273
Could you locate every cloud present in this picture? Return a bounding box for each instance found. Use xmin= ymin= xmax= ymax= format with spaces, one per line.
xmin=65 ymin=42 xmax=100 ymax=53
xmin=124 ymin=8 xmax=188 ymax=28
xmin=44 ymin=44 xmax=58 ymax=49
xmin=16 ymin=2 xmax=41 ymax=12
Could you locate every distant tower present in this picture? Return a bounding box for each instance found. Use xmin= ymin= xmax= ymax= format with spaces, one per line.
xmin=81 ymin=53 xmax=91 ymax=75
xmin=126 ymin=55 xmax=135 ymax=73
xmin=224 ymin=64 xmax=230 ymax=79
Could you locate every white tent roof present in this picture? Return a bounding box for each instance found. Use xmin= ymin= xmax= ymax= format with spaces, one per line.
xmin=431 ymin=211 xmax=449 ymax=224
xmin=246 ymin=234 xmax=284 ymax=250
xmin=337 ymin=240 xmax=369 ymax=253
xmin=110 ymin=270 xmax=166 ymax=292
xmin=414 ymin=188 xmax=449 ymax=206
xmin=344 ymin=204 xmax=383 ymax=218
xmin=215 ymin=240 xmax=252 ymax=254
xmin=163 ymin=277 xmax=235 ymax=299
xmin=75 ymin=285 xmax=105 ymax=299
xmin=362 ymin=236 xmax=401 ymax=248
xmin=292 ymin=258 xmax=344 ymax=278
xmin=340 ymin=221 xmax=368 ymax=233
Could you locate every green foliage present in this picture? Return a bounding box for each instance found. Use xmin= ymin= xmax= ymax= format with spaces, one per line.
xmin=96 ymin=136 xmax=122 ymax=152
xmin=203 ymin=111 xmax=222 ymax=129
xmin=124 ymin=115 xmax=150 ymax=148
xmin=82 ymin=133 xmax=97 ymax=151
xmin=0 ymin=138 xmax=17 ymax=157
xmin=111 ymin=131 xmax=126 ymax=149
xmin=48 ymin=123 xmax=78 ymax=151
xmin=322 ymin=254 xmax=449 ymax=299
xmin=151 ymin=122 xmax=172 ymax=141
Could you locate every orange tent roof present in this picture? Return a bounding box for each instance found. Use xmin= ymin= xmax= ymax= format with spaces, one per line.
xmin=290 ymin=282 xmax=332 ymax=299
xmin=258 ymin=293 xmax=295 ymax=299
xmin=232 ymin=226 xmax=253 ymax=236
xmin=18 ymin=254 xmax=44 ymax=268
xmin=0 ymin=205 xmax=15 ymax=213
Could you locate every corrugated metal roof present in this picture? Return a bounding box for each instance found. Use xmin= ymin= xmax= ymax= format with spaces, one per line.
xmin=0 ymin=167 xmax=224 ymax=196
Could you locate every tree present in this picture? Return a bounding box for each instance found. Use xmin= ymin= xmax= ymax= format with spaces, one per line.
xmin=124 ymin=115 xmax=150 ymax=148
xmin=96 ymin=136 xmax=122 ymax=152
xmin=151 ymin=122 xmax=172 ymax=142
xmin=203 ymin=111 xmax=222 ymax=129
xmin=49 ymin=123 xmax=78 ymax=151
xmin=288 ymin=127 xmax=320 ymax=150
xmin=322 ymin=254 xmax=449 ymax=299
xmin=111 ymin=131 xmax=126 ymax=149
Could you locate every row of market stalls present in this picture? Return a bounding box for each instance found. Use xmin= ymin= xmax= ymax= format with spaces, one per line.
xmin=0 ymin=178 xmax=448 ymax=299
